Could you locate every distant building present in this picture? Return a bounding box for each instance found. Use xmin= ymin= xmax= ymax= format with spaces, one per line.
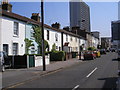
xmin=111 ymin=20 xmax=120 ymax=49
xmin=91 ymin=31 xmax=100 ymax=48
xmin=118 ymin=1 xmax=120 ymax=20
xmin=91 ymin=31 xmax=100 ymax=39
xmin=70 ymin=0 xmax=91 ymax=32
xmin=101 ymin=37 xmax=111 ymax=49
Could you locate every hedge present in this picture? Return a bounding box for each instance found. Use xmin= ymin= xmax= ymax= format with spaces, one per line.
xmin=50 ymin=51 xmax=65 ymax=61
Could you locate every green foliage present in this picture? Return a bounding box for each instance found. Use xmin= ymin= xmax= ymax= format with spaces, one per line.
xmin=32 ymin=25 xmax=42 ymax=47
xmin=51 ymin=43 xmax=56 ymax=52
xmin=50 ymin=51 xmax=65 ymax=61
xmin=44 ymin=40 xmax=49 ymax=50
xmin=24 ymin=38 xmax=33 ymax=54
xmin=87 ymin=47 xmax=96 ymax=51
xmin=32 ymin=25 xmax=49 ymax=54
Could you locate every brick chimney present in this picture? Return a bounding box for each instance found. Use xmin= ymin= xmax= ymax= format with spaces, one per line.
xmin=31 ymin=13 xmax=40 ymax=22
xmin=2 ymin=0 xmax=12 ymax=12
xmin=51 ymin=22 xmax=60 ymax=29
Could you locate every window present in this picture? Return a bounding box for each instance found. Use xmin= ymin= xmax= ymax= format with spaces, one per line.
xmin=76 ymin=38 xmax=77 ymax=42
xmin=56 ymin=46 xmax=58 ymax=49
xmin=71 ymin=36 xmax=72 ymax=41
xmin=47 ymin=30 xmax=49 ymax=40
xmin=3 ymin=44 xmax=8 ymax=55
xmin=59 ymin=47 xmax=61 ymax=51
xmin=14 ymin=22 xmax=19 ymax=36
xmin=55 ymin=33 xmax=58 ymax=41
xmin=30 ymin=30 xmax=34 ymax=39
xmin=76 ymin=47 xmax=78 ymax=51
xmin=66 ymin=34 xmax=68 ymax=41
xmin=13 ymin=43 xmax=18 ymax=55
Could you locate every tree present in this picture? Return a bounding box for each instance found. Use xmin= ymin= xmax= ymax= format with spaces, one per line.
xmin=24 ymin=38 xmax=33 ymax=54
xmin=51 ymin=43 xmax=56 ymax=52
xmin=32 ymin=25 xmax=49 ymax=54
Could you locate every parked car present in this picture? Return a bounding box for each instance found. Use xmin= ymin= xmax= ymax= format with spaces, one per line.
xmin=100 ymin=49 xmax=106 ymax=54
xmin=84 ymin=51 xmax=96 ymax=60
xmin=110 ymin=48 xmax=116 ymax=52
xmin=93 ymin=51 xmax=101 ymax=57
xmin=0 ymin=51 xmax=11 ymax=71
xmin=106 ymin=49 xmax=110 ymax=52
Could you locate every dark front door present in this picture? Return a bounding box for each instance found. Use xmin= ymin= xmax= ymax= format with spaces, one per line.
xmin=3 ymin=44 xmax=8 ymax=54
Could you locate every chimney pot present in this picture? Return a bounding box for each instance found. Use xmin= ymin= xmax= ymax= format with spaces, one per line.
xmin=31 ymin=13 xmax=40 ymax=22
xmin=1 ymin=0 xmax=12 ymax=12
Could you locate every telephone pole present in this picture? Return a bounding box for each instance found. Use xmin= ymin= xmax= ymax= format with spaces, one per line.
xmin=41 ymin=0 xmax=46 ymax=71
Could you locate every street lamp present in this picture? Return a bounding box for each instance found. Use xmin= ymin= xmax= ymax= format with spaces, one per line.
xmin=41 ymin=0 xmax=46 ymax=71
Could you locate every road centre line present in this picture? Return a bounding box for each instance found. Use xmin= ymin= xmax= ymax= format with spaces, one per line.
xmin=86 ymin=67 xmax=98 ymax=78
xmin=72 ymin=85 xmax=80 ymax=90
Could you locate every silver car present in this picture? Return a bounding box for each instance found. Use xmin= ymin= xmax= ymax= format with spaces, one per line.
xmin=0 ymin=51 xmax=11 ymax=72
xmin=0 ymin=51 xmax=5 ymax=72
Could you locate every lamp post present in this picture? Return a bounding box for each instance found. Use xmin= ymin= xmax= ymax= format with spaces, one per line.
xmin=41 ymin=0 xmax=46 ymax=71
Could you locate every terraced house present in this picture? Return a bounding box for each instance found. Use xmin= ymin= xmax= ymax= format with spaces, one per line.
xmin=0 ymin=2 xmax=87 ymax=59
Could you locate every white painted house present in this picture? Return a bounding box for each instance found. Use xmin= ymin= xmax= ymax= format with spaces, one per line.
xmin=44 ymin=27 xmax=62 ymax=51
xmin=1 ymin=2 xmax=87 ymax=58
xmin=1 ymin=16 xmax=25 ymax=55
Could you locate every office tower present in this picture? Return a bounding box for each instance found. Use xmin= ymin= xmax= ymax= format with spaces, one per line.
xmin=70 ymin=0 xmax=91 ymax=32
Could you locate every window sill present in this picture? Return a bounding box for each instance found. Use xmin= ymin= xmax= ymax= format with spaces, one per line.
xmin=13 ymin=35 xmax=19 ymax=38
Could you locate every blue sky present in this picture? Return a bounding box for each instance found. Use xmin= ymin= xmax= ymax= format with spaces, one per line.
xmin=10 ymin=2 xmax=118 ymax=37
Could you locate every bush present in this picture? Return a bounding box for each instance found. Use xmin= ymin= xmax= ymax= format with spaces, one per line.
xmin=50 ymin=51 xmax=65 ymax=61
xmin=88 ymin=47 xmax=96 ymax=51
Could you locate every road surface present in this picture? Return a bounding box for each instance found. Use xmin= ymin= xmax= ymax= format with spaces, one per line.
xmin=5 ymin=52 xmax=119 ymax=89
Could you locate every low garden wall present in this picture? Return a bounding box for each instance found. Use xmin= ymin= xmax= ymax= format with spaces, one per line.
xmin=35 ymin=55 xmax=50 ymax=67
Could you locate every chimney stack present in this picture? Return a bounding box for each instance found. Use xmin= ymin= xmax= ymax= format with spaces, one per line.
xmin=31 ymin=13 xmax=40 ymax=22
xmin=1 ymin=0 xmax=12 ymax=12
xmin=51 ymin=22 xmax=60 ymax=29
xmin=63 ymin=26 xmax=70 ymax=32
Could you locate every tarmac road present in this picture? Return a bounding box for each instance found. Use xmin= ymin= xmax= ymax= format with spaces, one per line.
xmin=11 ymin=52 xmax=118 ymax=89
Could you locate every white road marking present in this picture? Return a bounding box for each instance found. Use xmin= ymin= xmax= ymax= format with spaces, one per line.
xmin=86 ymin=67 xmax=97 ymax=78
xmin=72 ymin=85 xmax=80 ymax=90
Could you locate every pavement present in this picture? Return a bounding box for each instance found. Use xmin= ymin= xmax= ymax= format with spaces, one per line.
xmin=2 ymin=58 xmax=82 ymax=89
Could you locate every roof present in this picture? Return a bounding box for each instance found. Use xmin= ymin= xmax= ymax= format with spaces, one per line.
xmin=2 ymin=10 xmax=85 ymax=39
xmin=112 ymin=20 xmax=120 ymax=24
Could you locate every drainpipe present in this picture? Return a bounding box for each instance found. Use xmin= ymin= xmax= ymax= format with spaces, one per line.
xmin=61 ymin=32 xmax=63 ymax=51
xmin=25 ymin=22 xmax=29 ymax=69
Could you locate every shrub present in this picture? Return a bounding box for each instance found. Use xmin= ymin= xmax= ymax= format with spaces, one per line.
xmin=50 ymin=51 xmax=65 ymax=61
xmin=88 ymin=47 xmax=96 ymax=51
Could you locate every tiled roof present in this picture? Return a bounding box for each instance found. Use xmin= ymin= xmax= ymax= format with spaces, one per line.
xmin=2 ymin=10 xmax=85 ymax=39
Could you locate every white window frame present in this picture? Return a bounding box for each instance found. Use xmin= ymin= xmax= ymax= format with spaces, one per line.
xmin=13 ymin=22 xmax=19 ymax=36
xmin=12 ymin=43 xmax=18 ymax=55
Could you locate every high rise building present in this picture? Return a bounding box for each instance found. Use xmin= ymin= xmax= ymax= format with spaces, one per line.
xmin=111 ymin=20 xmax=120 ymax=48
xmin=70 ymin=0 xmax=91 ymax=32
xmin=118 ymin=1 xmax=120 ymax=20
